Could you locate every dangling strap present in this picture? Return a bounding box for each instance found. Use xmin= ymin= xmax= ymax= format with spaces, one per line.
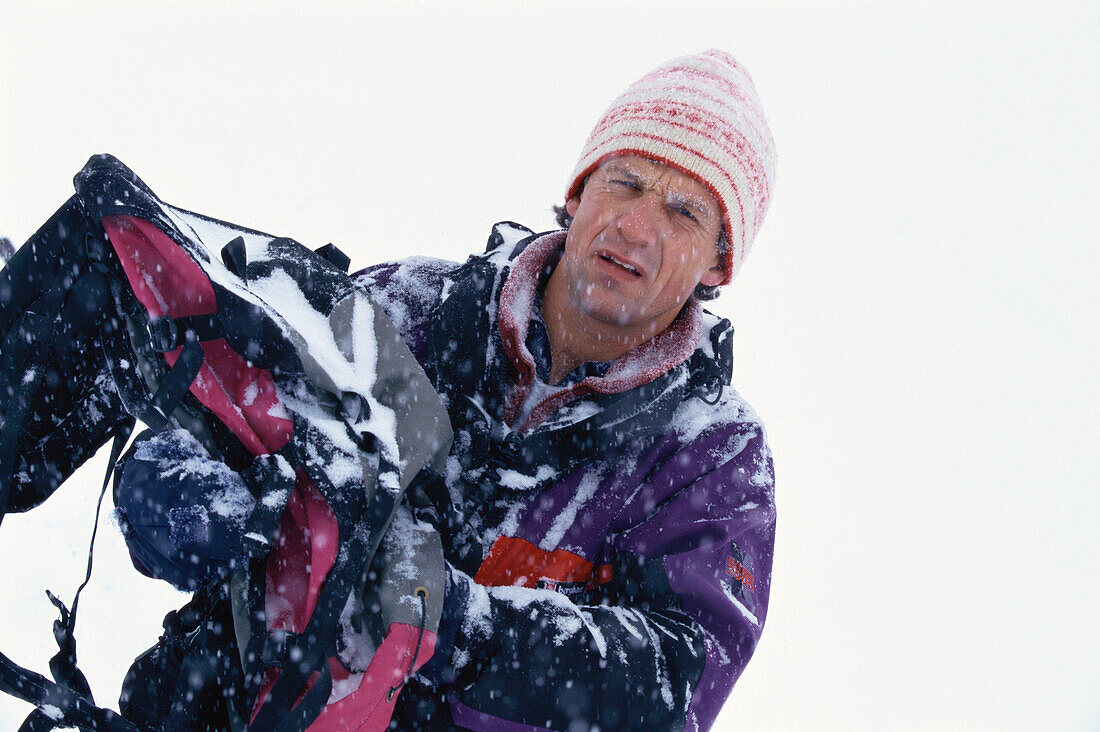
xmin=0 ymin=649 xmax=138 ymax=731
xmin=44 ymin=420 xmax=136 ymax=702
xmin=0 ymin=422 xmax=139 ymax=731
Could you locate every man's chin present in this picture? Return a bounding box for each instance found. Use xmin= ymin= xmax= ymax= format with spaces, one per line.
xmin=578 ymin=302 xmax=641 ymax=330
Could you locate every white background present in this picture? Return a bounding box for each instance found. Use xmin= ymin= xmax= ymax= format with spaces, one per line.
xmin=1 ymin=1 xmax=1096 ymax=729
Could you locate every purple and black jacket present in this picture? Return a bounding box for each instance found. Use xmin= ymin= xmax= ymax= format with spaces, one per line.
xmin=357 ymin=223 xmax=776 ymax=731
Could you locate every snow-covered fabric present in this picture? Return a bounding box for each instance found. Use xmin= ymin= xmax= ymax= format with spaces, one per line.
xmin=0 ymin=198 xmax=135 ymax=515
xmin=356 ymin=222 xmax=776 ymax=731
xmin=114 ymin=428 xmax=255 ymax=590
xmin=567 ymin=49 xmax=777 ymax=284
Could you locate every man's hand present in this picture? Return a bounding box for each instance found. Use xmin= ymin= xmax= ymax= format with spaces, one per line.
xmin=320 ymin=506 xmax=448 ymax=729
xmin=339 ymin=506 xmax=446 ymax=662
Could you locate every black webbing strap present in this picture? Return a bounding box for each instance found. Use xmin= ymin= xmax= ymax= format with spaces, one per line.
xmin=241 ymin=453 xmax=296 ymax=559
xmin=44 ymin=421 xmax=136 ymax=697
xmin=144 ymin=314 xmax=222 ymax=353
xmin=272 ymin=663 xmax=332 ymax=732
xmin=18 ymin=709 xmax=67 ymax=732
xmin=139 ymin=340 xmax=204 ymax=432
xmin=18 ymin=709 xmax=56 ymax=732
xmin=0 ymin=649 xmax=138 ymax=732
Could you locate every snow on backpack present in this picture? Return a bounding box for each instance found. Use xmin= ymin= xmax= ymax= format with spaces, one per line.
xmin=0 ymin=155 xmax=452 ymax=731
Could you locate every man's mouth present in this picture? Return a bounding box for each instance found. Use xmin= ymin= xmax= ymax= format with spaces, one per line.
xmin=598 ymin=252 xmax=642 ymax=277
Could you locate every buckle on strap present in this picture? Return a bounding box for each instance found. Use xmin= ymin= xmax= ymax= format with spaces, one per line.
xmin=145 ymin=314 xmax=221 ymax=353
xmin=261 ymin=630 xmax=301 ymax=667
xmin=145 ymin=316 xmax=180 ymax=352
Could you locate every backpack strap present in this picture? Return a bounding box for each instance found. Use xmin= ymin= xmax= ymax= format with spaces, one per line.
xmin=0 ymin=424 xmax=138 ymax=732
xmin=137 ymin=340 xmax=204 ymax=432
xmin=144 ymin=314 xmax=222 ymax=353
xmin=0 ymin=651 xmax=139 ymax=732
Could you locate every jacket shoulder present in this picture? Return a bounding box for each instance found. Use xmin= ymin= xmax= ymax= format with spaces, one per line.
xmin=354 ymin=256 xmax=455 ymax=352
xmin=351 ymin=221 xmax=539 ymax=354
xmin=673 ymin=382 xmax=766 ymax=442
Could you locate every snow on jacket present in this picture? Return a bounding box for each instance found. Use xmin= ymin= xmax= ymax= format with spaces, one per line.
xmin=356 ymin=223 xmax=776 ymax=731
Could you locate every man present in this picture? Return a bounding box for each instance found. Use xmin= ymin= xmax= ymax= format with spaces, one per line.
xmin=353 ymin=48 xmax=778 ymax=730
xmin=94 ymin=48 xmax=774 ymax=730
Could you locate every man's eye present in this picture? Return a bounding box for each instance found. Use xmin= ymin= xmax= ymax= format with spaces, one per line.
xmin=675 ymin=205 xmax=698 ymax=222
xmin=611 ymin=178 xmax=640 ymax=190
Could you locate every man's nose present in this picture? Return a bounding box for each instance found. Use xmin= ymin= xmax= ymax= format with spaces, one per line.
xmin=616 ymin=195 xmax=663 ymax=245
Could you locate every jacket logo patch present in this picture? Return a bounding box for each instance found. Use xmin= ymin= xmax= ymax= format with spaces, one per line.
xmin=727 ymin=541 xmax=755 ymax=604
xmin=536 ymin=578 xmax=589 ymax=599
xmin=726 ymin=557 xmax=754 ymax=591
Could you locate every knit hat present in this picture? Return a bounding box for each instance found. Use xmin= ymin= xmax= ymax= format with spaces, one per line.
xmin=566 ymin=50 xmax=776 ymax=285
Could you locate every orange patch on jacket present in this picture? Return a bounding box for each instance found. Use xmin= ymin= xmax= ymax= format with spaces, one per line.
xmin=474 ymin=536 xmax=613 ymax=588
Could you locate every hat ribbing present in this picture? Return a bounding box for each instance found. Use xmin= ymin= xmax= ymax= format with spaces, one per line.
xmin=566 ymin=50 xmax=776 ymax=284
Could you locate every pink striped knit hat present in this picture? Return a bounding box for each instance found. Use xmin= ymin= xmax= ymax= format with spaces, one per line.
xmin=566 ymin=50 xmax=776 ymax=285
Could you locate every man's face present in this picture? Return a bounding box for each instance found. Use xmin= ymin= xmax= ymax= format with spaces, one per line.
xmin=558 ymin=155 xmax=725 ymax=341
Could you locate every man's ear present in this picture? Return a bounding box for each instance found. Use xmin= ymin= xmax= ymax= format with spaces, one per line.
xmin=700 ymin=263 xmax=725 ymax=288
xmin=566 ymin=196 xmax=581 ymax=217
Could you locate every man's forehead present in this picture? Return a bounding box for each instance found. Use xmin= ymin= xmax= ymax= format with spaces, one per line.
xmin=602 ymin=154 xmax=675 ymax=177
xmin=600 ymin=155 xmax=718 ymax=210
xmin=603 ymin=155 xmax=705 ymax=189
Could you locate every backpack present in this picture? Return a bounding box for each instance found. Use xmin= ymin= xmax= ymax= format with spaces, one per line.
xmin=0 ymin=155 xmax=451 ymax=730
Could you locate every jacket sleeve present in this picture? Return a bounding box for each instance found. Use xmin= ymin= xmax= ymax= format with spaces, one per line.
xmin=432 ymin=415 xmax=776 ymax=731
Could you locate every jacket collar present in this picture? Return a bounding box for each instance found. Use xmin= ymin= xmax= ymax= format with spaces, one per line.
xmin=498 ymin=232 xmax=704 ymax=430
